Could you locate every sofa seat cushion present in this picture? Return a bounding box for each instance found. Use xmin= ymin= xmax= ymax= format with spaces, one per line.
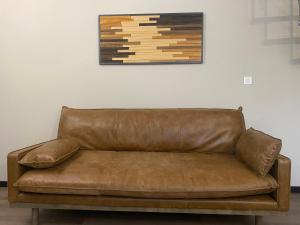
xmin=15 ymin=150 xmax=278 ymax=199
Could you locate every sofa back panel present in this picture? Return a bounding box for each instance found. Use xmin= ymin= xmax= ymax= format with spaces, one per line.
xmin=57 ymin=107 xmax=246 ymax=153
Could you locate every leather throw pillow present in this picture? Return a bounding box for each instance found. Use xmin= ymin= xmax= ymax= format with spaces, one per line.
xmin=236 ymin=128 xmax=282 ymax=176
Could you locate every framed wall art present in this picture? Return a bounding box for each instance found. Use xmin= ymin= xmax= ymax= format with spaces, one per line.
xmin=99 ymin=12 xmax=203 ymax=65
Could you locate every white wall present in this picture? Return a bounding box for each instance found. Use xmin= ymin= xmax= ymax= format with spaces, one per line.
xmin=0 ymin=0 xmax=299 ymax=185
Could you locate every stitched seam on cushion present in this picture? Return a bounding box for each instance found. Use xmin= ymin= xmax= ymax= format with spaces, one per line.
xmin=50 ymin=146 xmax=81 ymax=165
xmin=14 ymin=174 xmax=278 ymax=191
xmin=16 ymin=186 xmax=278 ymax=198
xmin=14 ymin=184 xmax=277 ymax=193
xmin=16 ymin=188 xmax=277 ymax=194
xmin=261 ymin=144 xmax=282 ymax=176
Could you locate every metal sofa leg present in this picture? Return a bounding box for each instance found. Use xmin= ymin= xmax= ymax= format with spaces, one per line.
xmin=254 ymin=215 xmax=262 ymax=225
xmin=32 ymin=208 xmax=39 ymax=225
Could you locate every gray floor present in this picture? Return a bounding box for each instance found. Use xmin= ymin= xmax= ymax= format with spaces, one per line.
xmin=0 ymin=188 xmax=299 ymax=225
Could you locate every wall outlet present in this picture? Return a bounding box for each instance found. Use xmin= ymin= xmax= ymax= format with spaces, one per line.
xmin=244 ymin=76 xmax=253 ymax=85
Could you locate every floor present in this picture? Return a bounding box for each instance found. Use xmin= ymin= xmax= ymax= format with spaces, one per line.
xmin=0 ymin=188 xmax=299 ymax=225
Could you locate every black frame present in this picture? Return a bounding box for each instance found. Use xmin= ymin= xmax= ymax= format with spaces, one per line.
xmin=298 ymin=0 xmax=300 ymax=25
xmin=98 ymin=12 xmax=204 ymax=65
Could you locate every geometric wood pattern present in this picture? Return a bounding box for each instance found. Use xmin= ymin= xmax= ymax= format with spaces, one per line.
xmin=99 ymin=13 xmax=203 ymax=65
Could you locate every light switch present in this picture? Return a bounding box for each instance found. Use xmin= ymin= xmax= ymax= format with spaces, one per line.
xmin=244 ymin=76 xmax=253 ymax=85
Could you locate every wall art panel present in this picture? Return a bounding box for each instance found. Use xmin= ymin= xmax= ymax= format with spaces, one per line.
xmin=99 ymin=13 xmax=203 ymax=65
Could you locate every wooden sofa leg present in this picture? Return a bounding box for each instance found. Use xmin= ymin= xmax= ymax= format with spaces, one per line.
xmin=254 ymin=215 xmax=262 ymax=225
xmin=32 ymin=208 xmax=39 ymax=225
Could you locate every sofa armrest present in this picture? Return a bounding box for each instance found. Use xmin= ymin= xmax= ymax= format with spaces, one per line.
xmin=7 ymin=140 xmax=55 ymax=202
xmin=269 ymin=154 xmax=291 ymax=211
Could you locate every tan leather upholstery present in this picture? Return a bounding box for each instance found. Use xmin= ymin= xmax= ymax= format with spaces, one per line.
xmin=270 ymin=155 xmax=291 ymax=211
xmin=16 ymin=193 xmax=278 ymax=211
xmin=18 ymin=139 xmax=80 ymax=168
xmin=58 ymin=107 xmax=246 ymax=153
xmin=7 ymin=107 xmax=291 ymax=214
xmin=8 ymin=151 xmax=286 ymax=211
xmin=236 ymin=128 xmax=282 ymax=176
xmin=15 ymin=150 xmax=277 ymax=199
xmin=7 ymin=140 xmax=54 ymax=202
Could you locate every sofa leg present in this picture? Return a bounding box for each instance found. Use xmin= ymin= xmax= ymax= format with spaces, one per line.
xmin=32 ymin=208 xmax=39 ymax=225
xmin=254 ymin=215 xmax=262 ymax=225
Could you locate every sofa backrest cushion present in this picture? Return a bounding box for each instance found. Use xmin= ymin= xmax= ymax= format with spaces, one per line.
xmin=58 ymin=107 xmax=246 ymax=153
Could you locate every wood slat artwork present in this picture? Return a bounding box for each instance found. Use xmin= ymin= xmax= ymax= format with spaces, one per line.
xmin=99 ymin=13 xmax=203 ymax=65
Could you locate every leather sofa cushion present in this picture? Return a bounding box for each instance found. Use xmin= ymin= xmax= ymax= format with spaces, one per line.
xmin=15 ymin=150 xmax=278 ymax=199
xmin=17 ymin=193 xmax=278 ymax=211
xmin=18 ymin=139 xmax=80 ymax=168
xmin=57 ymin=107 xmax=246 ymax=153
xmin=236 ymin=128 xmax=282 ymax=176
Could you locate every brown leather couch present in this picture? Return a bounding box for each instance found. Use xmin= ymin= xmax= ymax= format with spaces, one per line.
xmin=7 ymin=107 xmax=291 ymax=225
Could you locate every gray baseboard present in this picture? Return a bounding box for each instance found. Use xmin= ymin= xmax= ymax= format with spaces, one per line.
xmin=0 ymin=181 xmax=7 ymax=187
xmin=291 ymin=186 xmax=300 ymax=193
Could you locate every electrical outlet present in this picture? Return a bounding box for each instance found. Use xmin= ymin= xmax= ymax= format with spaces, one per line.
xmin=244 ymin=76 xmax=253 ymax=85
